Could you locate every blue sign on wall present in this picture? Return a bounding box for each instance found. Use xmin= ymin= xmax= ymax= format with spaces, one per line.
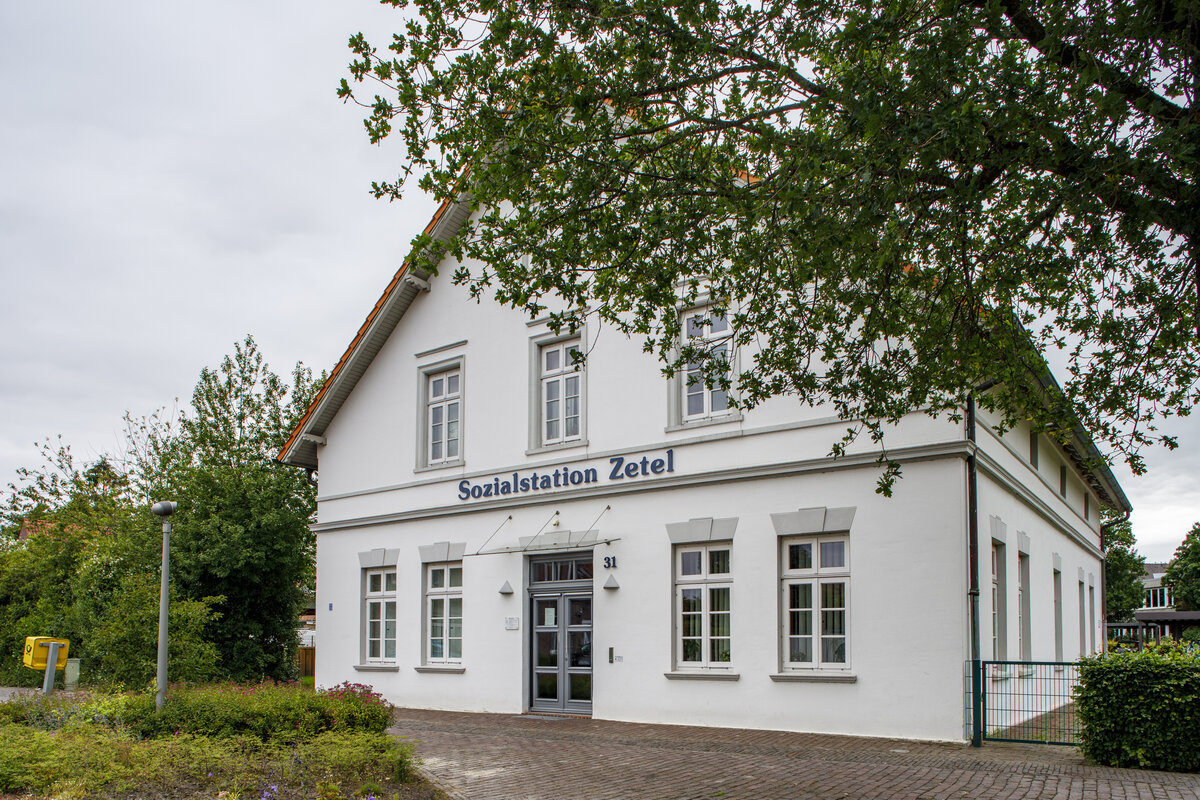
xmin=457 ymin=449 xmax=675 ymax=501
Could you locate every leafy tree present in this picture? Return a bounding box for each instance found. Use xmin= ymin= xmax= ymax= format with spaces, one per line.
xmin=164 ymin=336 xmax=320 ymax=681
xmin=0 ymin=336 xmax=318 ymax=685
xmin=341 ymin=0 xmax=1199 ymax=479
xmin=1101 ymin=509 xmax=1144 ymax=622
xmin=1164 ymin=523 xmax=1200 ymax=612
xmin=0 ymin=522 xmax=91 ymax=685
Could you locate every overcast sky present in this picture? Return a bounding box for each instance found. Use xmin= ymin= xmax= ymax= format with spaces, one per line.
xmin=1 ymin=2 xmax=1196 ymax=562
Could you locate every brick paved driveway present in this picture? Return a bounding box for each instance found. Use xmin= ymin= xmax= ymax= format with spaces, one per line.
xmin=390 ymin=709 xmax=1200 ymax=800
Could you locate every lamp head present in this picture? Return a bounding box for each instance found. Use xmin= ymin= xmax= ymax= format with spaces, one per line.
xmin=151 ymin=501 xmax=177 ymax=518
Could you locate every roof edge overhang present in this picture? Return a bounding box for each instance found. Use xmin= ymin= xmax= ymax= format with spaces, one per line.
xmin=1029 ymin=369 xmax=1132 ymax=514
xmin=278 ymin=191 xmax=474 ymax=470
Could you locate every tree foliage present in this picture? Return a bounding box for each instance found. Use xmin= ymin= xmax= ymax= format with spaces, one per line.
xmin=1164 ymin=522 xmax=1200 ymax=612
xmin=165 ymin=337 xmax=320 ymax=680
xmin=1104 ymin=544 xmax=1146 ymax=623
xmin=0 ymin=336 xmax=318 ymax=685
xmin=341 ymin=0 xmax=1199 ymax=477
xmin=1102 ymin=508 xmax=1145 ymax=622
xmin=87 ymin=572 xmax=222 ymax=687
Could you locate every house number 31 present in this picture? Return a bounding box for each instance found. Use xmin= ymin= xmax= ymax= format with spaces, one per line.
xmin=603 ymin=556 xmax=617 ymax=569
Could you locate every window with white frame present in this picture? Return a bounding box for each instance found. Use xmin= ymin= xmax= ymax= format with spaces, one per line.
xmin=539 ymin=339 xmax=583 ymax=446
xmin=426 ymin=562 xmax=463 ymax=663
xmin=781 ymin=536 xmax=849 ymax=668
xmin=1053 ymin=569 xmax=1064 ymax=661
xmin=675 ymin=544 xmax=732 ymax=667
xmin=1018 ymin=552 xmax=1031 ymax=661
xmin=426 ymin=368 xmax=461 ymax=465
xmin=1144 ymin=585 xmax=1173 ymax=609
xmin=1088 ymin=584 xmax=1096 ymax=653
xmin=681 ymin=308 xmax=733 ymax=421
xmin=992 ymin=543 xmax=1008 ymax=659
xmin=364 ymin=567 xmax=396 ymax=663
xmin=1078 ymin=580 xmax=1087 ymax=656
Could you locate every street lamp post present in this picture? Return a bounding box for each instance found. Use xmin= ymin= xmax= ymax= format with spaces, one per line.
xmin=151 ymin=500 xmax=177 ymax=711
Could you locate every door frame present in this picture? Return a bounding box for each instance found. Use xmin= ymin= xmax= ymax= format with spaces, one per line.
xmin=527 ymin=552 xmax=594 ymax=714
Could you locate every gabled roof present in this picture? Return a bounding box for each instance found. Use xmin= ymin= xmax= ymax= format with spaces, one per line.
xmin=278 ymin=193 xmax=473 ymax=470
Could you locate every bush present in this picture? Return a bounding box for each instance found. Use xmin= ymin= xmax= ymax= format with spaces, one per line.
xmin=1183 ymin=627 xmax=1200 ymax=645
xmin=1075 ymin=641 xmax=1200 ymax=771
xmin=121 ymin=681 xmax=393 ymax=741
xmin=0 ymin=722 xmax=414 ymax=797
xmin=0 ymin=683 xmax=413 ymax=799
xmin=86 ymin=572 xmax=223 ymax=687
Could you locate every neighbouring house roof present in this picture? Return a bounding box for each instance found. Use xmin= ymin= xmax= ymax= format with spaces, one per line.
xmin=1135 ymin=609 xmax=1200 ymax=623
xmin=18 ymin=519 xmax=53 ymax=541
xmin=17 ymin=519 xmax=87 ymax=541
xmin=278 ymin=192 xmax=1132 ymax=512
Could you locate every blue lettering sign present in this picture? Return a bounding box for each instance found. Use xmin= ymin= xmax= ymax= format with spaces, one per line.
xmin=457 ymin=450 xmax=673 ymax=501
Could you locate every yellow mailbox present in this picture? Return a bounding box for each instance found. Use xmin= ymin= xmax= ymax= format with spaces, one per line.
xmin=22 ymin=637 xmax=69 ymax=670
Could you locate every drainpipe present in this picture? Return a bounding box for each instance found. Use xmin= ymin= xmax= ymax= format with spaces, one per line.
xmin=967 ymin=381 xmax=997 ymax=747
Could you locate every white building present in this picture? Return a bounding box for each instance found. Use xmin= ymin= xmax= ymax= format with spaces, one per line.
xmin=1131 ymin=562 xmax=1200 ymax=640
xmin=280 ymin=199 xmax=1129 ymax=742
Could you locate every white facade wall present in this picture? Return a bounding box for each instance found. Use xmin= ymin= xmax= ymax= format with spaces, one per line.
xmin=973 ymin=410 xmax=1104 ymax=665
xmin=303 ymin=253 xmax=1115 ymax=743
xmin=316 ymin=459 xmax=970 ymax=740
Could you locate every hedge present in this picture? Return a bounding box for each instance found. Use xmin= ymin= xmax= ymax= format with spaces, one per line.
xmin=121 ymin=681 xmax=393 ymax=741
xmin=1075 ymin=641 xmax=1200 ymax=771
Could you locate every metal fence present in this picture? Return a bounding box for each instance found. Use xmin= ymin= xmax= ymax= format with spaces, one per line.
xmin=974 ymin=660 xmax=1081 ymax=746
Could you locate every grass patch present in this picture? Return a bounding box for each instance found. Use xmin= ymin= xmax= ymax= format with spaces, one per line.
xmin=0 ymin=683 xmax=441 ymax=799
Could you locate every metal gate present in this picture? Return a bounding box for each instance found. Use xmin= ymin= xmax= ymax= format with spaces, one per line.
xmin=971 ymin=660 xmax=1081 ymax=746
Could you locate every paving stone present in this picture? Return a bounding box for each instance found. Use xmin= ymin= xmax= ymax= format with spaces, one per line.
xmin=389 ymin=709 xmax=1200 ymax=800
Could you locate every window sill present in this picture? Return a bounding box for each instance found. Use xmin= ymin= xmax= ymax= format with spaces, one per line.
xmin=664 ymin=670 xmax=740 ymax=681
xmin=414 ymin=459 xmax=465 ymax=475
xmin=526 ymin=439 xmax=589 ymax=457
xmin=666 ymin=414 xmax=741 ymax=434
xmin=353 ymin=664 xmax=400 ymax=672
xmin=414 ymin=665 xmax=466 ymax=674
xmin=770 ymin=671 xmax=857 ymax=684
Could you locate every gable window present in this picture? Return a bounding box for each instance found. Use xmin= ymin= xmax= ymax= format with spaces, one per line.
xmin=540 ymin=339 xmax=583 ymax=446
xmin=426 ymin=562 xmax=463 ymax=663
xmin=675 ymin=544 xmax=732 ymax=668
xmin=781 ymin=536 xmax=849 ymax=668
xmin=682 ymin=309 xmax=732 ymax=422
xmin=426 ymin=367 xmax=461 ymax=466
xmin=364 ymin=567 xmax=396 ymax=663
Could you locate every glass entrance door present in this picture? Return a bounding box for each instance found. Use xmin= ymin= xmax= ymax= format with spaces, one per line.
xmin=528 ymin=553 xmax=593 ymax=714
xmin=532 ymin=593 xmax=592 ymax=713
